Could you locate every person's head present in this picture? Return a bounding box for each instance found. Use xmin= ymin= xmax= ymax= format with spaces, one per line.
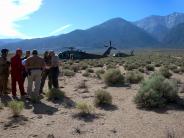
xmin=16 ymin=49 xmax=22 ymax=57
xmin=1 ymin=49 xmax=9 ymax=58
xmin=50 ymin=50 xmax=55 ymax=56
xmin=25 ymin=50 xmax=31 ymax=58
xmin=44 ymin=51 xmax=49 ymax=57
xmin=32 ymin=49 xmax=38 ymax=56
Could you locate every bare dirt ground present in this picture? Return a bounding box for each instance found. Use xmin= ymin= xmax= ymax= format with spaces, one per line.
xmin=0 ymin=66 xmax=184 ymax=138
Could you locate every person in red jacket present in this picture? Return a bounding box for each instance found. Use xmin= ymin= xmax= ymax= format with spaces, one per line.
xmin=11 ymin=49 xmax=26 ymax=98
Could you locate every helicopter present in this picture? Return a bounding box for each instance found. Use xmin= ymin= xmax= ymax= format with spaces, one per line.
xmin=58 ymin=41 xmax=133 ymax=60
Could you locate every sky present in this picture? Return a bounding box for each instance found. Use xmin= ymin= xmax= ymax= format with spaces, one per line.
xmin=0 ymin=0 xmax=184 ymax=39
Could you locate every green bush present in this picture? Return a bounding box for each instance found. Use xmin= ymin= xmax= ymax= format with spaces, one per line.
xmin=146 ymin=64 xmax=155 ymax=71
xmin=8 ymin=101 xmax=24 ymax=117
xmin=94 ymin=90 xmax=112 ymax=107
xmin=86 ymin=68 xmax=94 ymax=73
xmin=0 ymin=103 xmax=4 ymax=110
xmin=138 ymin=67 xmax=145 ymax=73
xmin=76 ymin=102 xmax=94 ymax=115
xmin=104 ymin=69 xmax=124 ymax=86
xmin=159 ymin=67 xmax=172 ymax=78
xmin=82 ymin=71 xmax=90 ymax=77
xmin=96 ymin=69 xmax=105 ymax=79
xmin=71 ymin=64 xmax=80 ymax=72
xmin=46 ymin=88 xmax=65 ymax=101
xmin=126 ymin=71 xmax=144 ymax=84
xmin=134 ymin=74 xmax=178 ymax=108
xmin=62 ymin=69 xmax=75 ymax=77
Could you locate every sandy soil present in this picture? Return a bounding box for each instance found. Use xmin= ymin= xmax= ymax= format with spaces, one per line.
xmin=0 ymin=66 xmax=184 ymax=138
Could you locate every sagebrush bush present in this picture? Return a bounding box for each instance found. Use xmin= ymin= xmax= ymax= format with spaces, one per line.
xmin=126 ymin=71 xmax=144 ymax=84
xmin=146 ymin=64 xmax=155 ymax=71
xmin=86 ymin=68 xmax=94 ymax=73
xmin=71 ymin=64 xmax=80 ymax=72
xmin=76 ymin=102 xmax=94 ymax=115
xmin=159 ymin=67 xmax=172 ymax=78
xmin=8 ymin=101 xmax=24 ymax=117
xmin=62 ymin=69 xmax=75 ymax=77
xmin=94 ymin=90 xmax=112 ymax=107
xmin=46 ymin=88 xmax=65 ymax=101
xmin=104 ymin=69 xmax=124 ymax=86
xmin=82 ymin=71 xmax=90 ymax=77
xmin=134 ymin=74 xmax=178 ymax=108
xmin=96 ymin=69 xmax=105 ymax=79
xmin=0 ymin=103 xmax=4 ymax=110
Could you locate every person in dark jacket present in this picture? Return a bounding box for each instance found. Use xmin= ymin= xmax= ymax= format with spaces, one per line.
xmin=40 ymin=51 xmax=52 ymax=94
xmin=11 ymin=49 xmax=26 ymax=98
xmin=0 ymin=49 xmax=10 ymax=96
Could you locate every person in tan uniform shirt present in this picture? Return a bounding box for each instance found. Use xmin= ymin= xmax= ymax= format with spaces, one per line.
xmin=25 ymin=50 xmax=45 ymax=97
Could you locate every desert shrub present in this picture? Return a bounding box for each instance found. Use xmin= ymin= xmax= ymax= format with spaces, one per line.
xmin=71 ymin=64 xmax=80 ymax=72
xmin=94 ymin=90 xmax=112 ymax=107
xmin=146 ymin=64 xmax=155 ymax=71
xmin=76 ymin=102 xmax=94 ymax=115
xmin=159 ymin=67 xmax=172 ymax=78
xmin=96 ymin=69 xmax=105 ymax=79
xmin=138 ymin=67 xmax=145 ymax=73
xmin=124 ymin=63 xmax=139 ymax=70
xmin=155 ymin=63 xmax=161 ymax=67
xmin=0 ymin=103 xmax=4 ymax=110
xmin=103 ymin=69 xmax=124 ymax=86
xmin=82 ymin=71 xmax=90 ymax=77
xmin=78 ymin=81 xmax=87 ymax=89
xmin=134 ymin=74 xmax=178 ymax=108
xmin=8 ymin=101 xmax=24 ymax=117
xmin=46 ymin=88 xmax=65 ymax=101
xmin=168 ymin=65 xmax=178 ymax=70
xmin=172 ymin=68 xmax=180 ymax=74
xmin=126 ymin=71 xmax=144 ymax=84
xmin=86 ymin=68 xmax=94 ymax=73
xmin=79 ymin=63 xmax=88 ymax=70
xmin=62 ymin=69 xmax=75 ymax=77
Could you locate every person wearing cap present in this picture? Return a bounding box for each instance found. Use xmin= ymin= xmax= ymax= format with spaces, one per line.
xmin=11 ymin=49 xmax=26 ymax=98
xmin=50 ymin=51 xmax=60 ymax=88
xmin=25 ymin=50 xmax=45 ymax=97
xmin=40 ymin=51 xmax=52 ymax=94
xmin=0 ymin=49 xmax=10 ymax=96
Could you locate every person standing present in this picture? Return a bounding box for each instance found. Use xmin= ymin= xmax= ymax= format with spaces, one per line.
xmin=40 ymin=51 xmax=52 ymax=94
xmin=0 ymin=49 xmax=10 ymax=96
xmin=11 ymin=49 xmax=26 ymax=98
xmin=25 ymin=50 xmax=45 ymax=97
xmin=50 ymin=51 xmax=60 ymax=88
xmin=22 ymin=50 xmax=31 ymax=83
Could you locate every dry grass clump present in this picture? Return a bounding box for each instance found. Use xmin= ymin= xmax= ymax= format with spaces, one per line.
xmin=76 ymin=102 xmax=94 ymax=115
xmin=82 ymin=71 xmax=90 ymax=77
xmin=125 ymin=71 xmax=144 ymax=84
xmin=0 ymin=103 xmax=4 ymax=110
xmin=8 ymin=101 xmax=24 ymax=117
xmin=78 ymin=80 xmax=87 ymax=89
xmin=62 ymin=69 xmax=75 ymax=77
xmin=95 ymin=69 xmax=105 ymax=79
xmin=103 ymin=69 xmax=124 ymax=86
xmin=46 ymin=88 xmax=65 ymax=101
xmin=159 ymin=67 xmax=172 ymax=78
xmin=86 ymin=68 xmax=94 ymax=73
xmin=146 ymin=64 xmax=155 ymax=71
xmin=94 ymin=89 xmax=112 ymax=107
xmin=134 ymin=74 xmax=178 ymax=108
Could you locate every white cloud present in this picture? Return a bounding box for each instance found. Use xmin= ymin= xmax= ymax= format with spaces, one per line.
xmin=0 ymin=0 xmax=43 ymax=38
xmin=49 ymin=24 xmax=72 ymax=36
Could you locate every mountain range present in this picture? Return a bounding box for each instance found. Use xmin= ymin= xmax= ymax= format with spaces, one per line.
xmin=1 ymin=12 xmax=184 ymax=52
